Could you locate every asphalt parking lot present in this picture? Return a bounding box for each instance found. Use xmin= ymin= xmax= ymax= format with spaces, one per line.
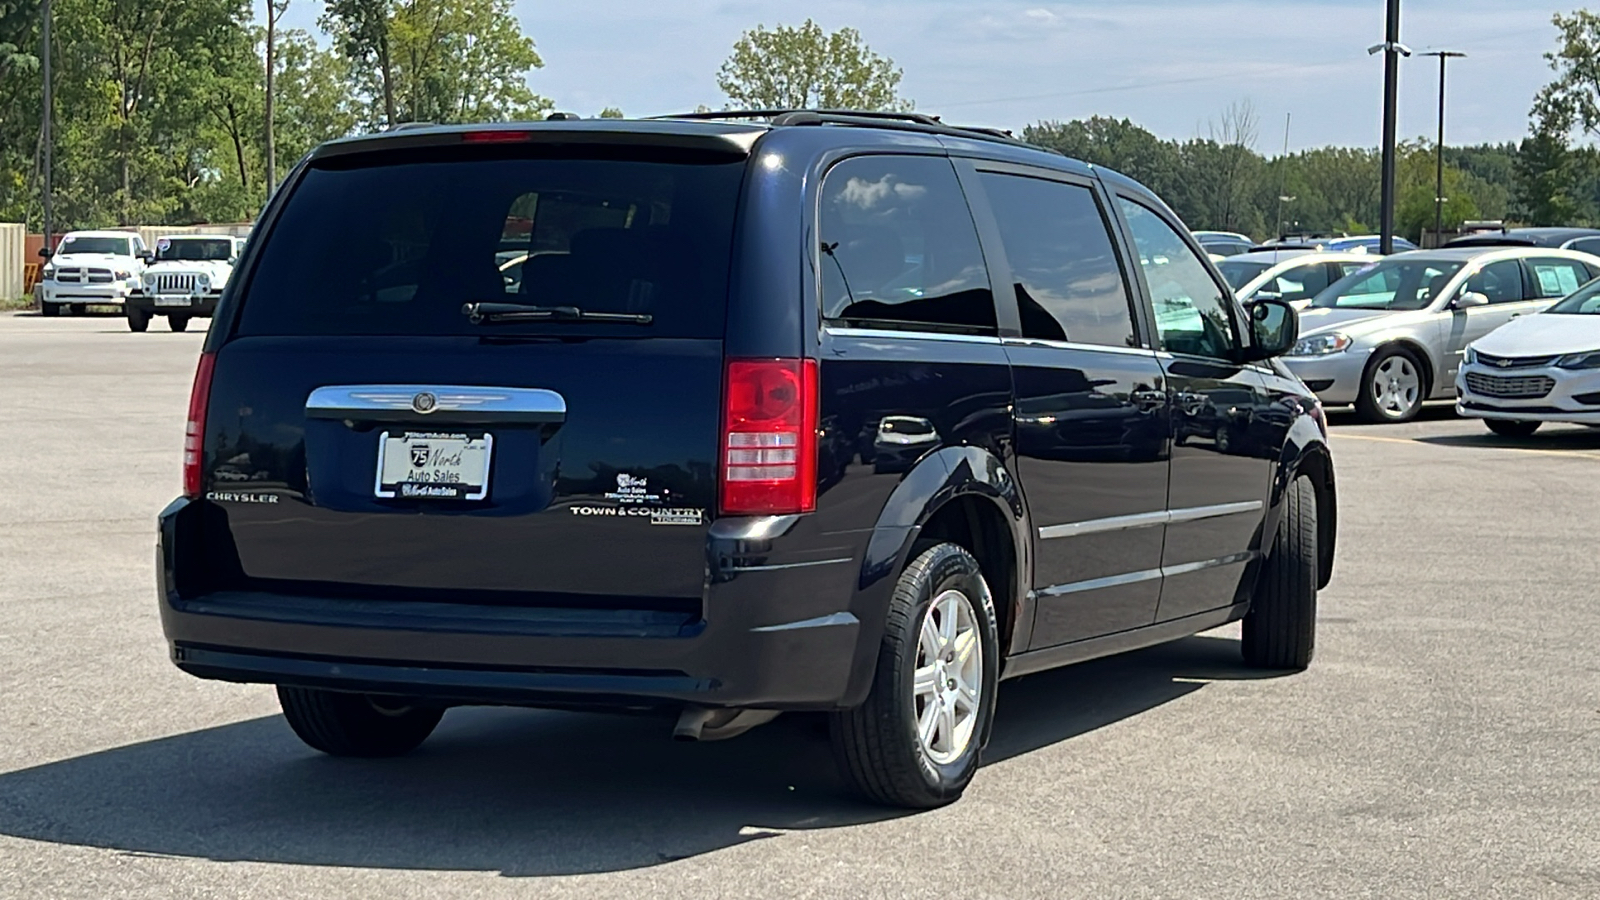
xmin=1 ymin=312 xmax=1596 ymax=900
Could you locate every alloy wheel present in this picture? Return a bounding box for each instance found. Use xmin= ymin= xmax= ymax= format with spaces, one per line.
xmin=913 ymin=589 xmax=983 ymax=765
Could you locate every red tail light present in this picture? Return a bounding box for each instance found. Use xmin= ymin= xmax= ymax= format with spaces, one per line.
xmin=720 ymin=358 xmax=819 ymax=516
xmin=461 ymin=130 xmax=531 ymax=144
xmin=183 ymin=352 xmax=216 ymax=498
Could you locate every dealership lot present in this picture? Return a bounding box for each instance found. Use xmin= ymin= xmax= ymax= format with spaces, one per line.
xmin=0 ymin=313 xmax=1596 ymax=900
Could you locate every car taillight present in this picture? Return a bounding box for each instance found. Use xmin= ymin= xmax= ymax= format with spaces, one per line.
xmin=720 ymin=358 xmax=818 ymax=516
xmin=183 ymin=352 xmax=216 ymax=498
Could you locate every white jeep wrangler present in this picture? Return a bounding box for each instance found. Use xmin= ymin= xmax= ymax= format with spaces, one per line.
xmin=35 ymin=231 xmax=148 ymax=317
xmin=125 ymin=234 xmax=246 ymax=332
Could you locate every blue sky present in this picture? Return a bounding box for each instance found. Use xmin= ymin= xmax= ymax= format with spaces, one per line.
xmin=269 ymin=0 xmax=1574 ymax=152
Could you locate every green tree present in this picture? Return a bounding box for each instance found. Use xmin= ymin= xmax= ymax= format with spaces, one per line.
xmin=598 ymin=106 xmax=624 ymax=118
xmin=0 ymin=0 xmax=42 ymax=225
xmin=321 ymin=0 xmax=396 ymax=126
xmin=270 ymin=29 xmax=360 ymax=168
xmin=1533 ymin=10 xmax=1600 ymax=139
xmin=389 ymin=0 xmax=548 ymax=124
xmin=717 ymin=19 xmax=910 ymax=111
xmin=1515 ymin=127 xmax=1582 ymax=226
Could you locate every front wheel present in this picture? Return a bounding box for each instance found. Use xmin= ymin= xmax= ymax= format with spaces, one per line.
xmin=40 ymin=301 xmax=60 ymax=318
xmin=1485 ymin=419 xmax=1540 ymax=438
xmin=1355 ymin=347 xmax=1425 ymax=423
xmin=277 ymin=686 xmax=443 ymax=757
xmin=831 ymin=542 xmax=999 ymax=809
xmin=1242 ymin=475 xmax=1319 ymax=670
xmin=168 ymin=314 xmax=190 ymax=332
xmin=126 ymin=307 xmax=150 ymax=332
xmin=68 ymin=302 xmax=87 ymax=316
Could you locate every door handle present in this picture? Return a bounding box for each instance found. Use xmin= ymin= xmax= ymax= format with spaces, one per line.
xmin=1131 ymin=389 xmax=1167 ymax=410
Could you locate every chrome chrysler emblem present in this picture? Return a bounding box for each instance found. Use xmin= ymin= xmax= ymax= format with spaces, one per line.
xmin=411 ymin=391 xmax=438 ymax=413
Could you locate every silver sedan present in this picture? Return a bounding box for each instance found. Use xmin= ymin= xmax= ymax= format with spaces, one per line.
xmin=1282 ymin=246 xmax=1600 ymax=422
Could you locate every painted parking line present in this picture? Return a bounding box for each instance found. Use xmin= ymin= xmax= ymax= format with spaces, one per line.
xmin=1332 ymin=431 xmax=1600 ymax=461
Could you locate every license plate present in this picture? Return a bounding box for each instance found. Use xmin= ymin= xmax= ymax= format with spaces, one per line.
xmin=153 ymin=296 xmax=191 ymax=307
xmin=375 ymin=431 xmax=493 ymax=500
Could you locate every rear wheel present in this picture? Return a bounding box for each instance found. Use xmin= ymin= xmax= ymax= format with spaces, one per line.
xmin=831 ymin=542 xmax=999 ymax=809
xmin=1485 ymin=419 xmax=1540 ymax=438
xmin=168 ymin=314 xmax=190 ymax=332
xmin=1242 ymin=475 xmax=1318 ymax=670
xmin=126 ymin=307 xmax=150 ymax=332
xmin=1355 ymin=347 xmax=1425 ymax=423
xmin=277 ymin=686 xmax=443 ymax=757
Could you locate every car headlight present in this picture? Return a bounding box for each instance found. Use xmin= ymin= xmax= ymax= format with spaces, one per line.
xmin=142 ymin=272 xmax=156 ymax=286
xmin=194 ymin=273 xmax=211 ymax=290
xmin=1464 ymin=346 xmax=1477 ymax=365
xmin=1555 ymin=350 xmax=1600 ymax=369
xmin=41 ymin=265 xmax=55 ymax=279
xmin=1290 ymin=333 xmax=1353 ymax=357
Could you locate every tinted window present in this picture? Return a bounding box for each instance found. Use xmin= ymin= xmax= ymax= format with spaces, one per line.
xmin=1117 ymin=198 xmax=1238 ymax=359
xmin=58 ymin=236 xmax=131 ymax=256
xmin=1267 ymin=260 xmax=1333 ymax=303
xmin=1216 ymin=258 xmax=1273 ymax=291
xmin=157 ymin=238 xmax=233 ymax=261
xmin=980 ymin=173 xmax=1135 ymax=348
xmin=1565 ymin=237 xmax=1600 ymax=257
xmin=1526 ymin=258 xmax=1590 ymax=298
xmin=820 ymin=156 xmax=994 ymax=334
xmin=1466 ymin=259 xmax=1526 ymax=304
xmin=237 ymin=150 xmax=745 ymax=337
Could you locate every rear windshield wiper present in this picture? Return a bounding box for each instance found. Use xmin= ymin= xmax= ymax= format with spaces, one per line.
xmin=461 ymin=302 xmax=653 ymax=326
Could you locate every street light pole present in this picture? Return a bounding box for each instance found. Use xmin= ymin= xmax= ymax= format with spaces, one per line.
xmin=41 ymin=0 xmax=52 ymax=254
xmin=1369 ymin=0 xmax=1410 ymax=256
xmin=1423 ymin=51 xmax=1466 ymax=248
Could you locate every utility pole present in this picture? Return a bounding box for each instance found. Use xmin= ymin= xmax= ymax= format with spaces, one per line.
xmin=1423 ymin=50 xmax=1466 ymax=248
xmin=1274 ymin=112 xmax=1292 ymax=239
xmin=41 ymin=0 xmax=53 ymax=256
xmin=1369 ymin=0 xmax=1410 ymax=256
xmin=265 ymin=0 xmax=289 ymax=196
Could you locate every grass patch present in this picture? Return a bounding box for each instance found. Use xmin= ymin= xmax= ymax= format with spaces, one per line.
xmin=1 ymin=296 xmax=35 ymax=311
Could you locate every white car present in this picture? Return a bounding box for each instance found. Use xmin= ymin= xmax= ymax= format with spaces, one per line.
xmin=1217 ymin=249 xmax=1378 ymax=309
xmin=125 ymin=234 xmax=246 ymax=332
xmin=35 ymin=230 xmax=148 ymax=316
xmin=1457 ymin=277 xmax=1600 ymax=436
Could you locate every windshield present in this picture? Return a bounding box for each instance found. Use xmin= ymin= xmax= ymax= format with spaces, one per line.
xmin=1311 ymin=259 xmax=1463 ymax=311
xmin=56 ymin=236 xmax=131 ymax=256
xmin=1545 ymin=279 xmax=1600 ymax=314
xmin=236 ymin=149 xmax=745 ymax=338
xmin=157 ymin=238 xmax=233 ymax=261
xmin=1216 ymin=259 xmax=1273 ymax=291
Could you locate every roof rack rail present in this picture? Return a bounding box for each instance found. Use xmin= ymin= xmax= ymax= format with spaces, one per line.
xmin=649 ymin=108 xmax=1052 ymax=153
xmin=386 ymin=121 xmax=437 ymax=132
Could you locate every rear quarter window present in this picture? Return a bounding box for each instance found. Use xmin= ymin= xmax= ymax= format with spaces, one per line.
xmin=234 ymin=147 xmax=746 ymax=338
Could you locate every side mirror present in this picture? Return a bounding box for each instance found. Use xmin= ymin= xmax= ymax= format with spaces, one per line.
xmin=37 ymin=246 xmax=50 ymax=259
xmin=138 ymin=249 xmax=155 ymax=263
xmin=1243 ymin=298 xmax=1299 ymax=360
xmin=1453 ymin=291 xmax=1490 ymax=309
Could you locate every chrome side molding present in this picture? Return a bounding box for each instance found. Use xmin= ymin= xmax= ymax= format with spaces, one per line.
xmin=1038 ymin=500 xmax=1263 ymax=540
xmin=306 ymin=385 xmax=567 ymax=424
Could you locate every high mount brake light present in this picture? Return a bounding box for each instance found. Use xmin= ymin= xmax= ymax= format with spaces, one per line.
xmin=720 ymin=358 xmax=818 ymax=516
xmin=461 ymin=130 xmax=532 ymax=144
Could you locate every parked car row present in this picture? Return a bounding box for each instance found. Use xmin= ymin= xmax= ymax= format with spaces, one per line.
xmin=34 ymin=229 xmax=246 ymax=331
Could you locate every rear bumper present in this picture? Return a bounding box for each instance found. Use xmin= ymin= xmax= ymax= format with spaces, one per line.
xmin=127 ymin=291 xmax=221 ymax=316
xmin=157 ymin=498 xmax=885 ymax=710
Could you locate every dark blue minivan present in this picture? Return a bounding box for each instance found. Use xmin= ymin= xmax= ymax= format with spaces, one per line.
xmin=158 ymin=111 xmax=1336 ymax=808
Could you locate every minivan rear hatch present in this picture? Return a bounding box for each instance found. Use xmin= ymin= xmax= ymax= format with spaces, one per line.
xmin=197 ymin=130 xmax=752 ymax=608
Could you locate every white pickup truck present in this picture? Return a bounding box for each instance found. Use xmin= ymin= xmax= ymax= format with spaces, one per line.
xmin=125 ymin=234 xmax=246 ymax=332
xmin=35 ymin=231 xmax=149 ymax=317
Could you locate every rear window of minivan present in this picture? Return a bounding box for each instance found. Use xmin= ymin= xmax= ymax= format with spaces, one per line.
xmin=235 ymin=147 xmax=746 ymax=338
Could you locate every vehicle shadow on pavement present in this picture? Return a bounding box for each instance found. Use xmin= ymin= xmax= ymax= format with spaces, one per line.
xmin=1415 ymin=428 xmax=1600 ymax=451
xmin=0 ymin=634 xmax=1270 ymax=876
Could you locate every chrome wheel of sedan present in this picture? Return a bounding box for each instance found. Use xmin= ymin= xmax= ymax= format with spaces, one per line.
xmin=913 ymin=589 xmax=983 ymax=765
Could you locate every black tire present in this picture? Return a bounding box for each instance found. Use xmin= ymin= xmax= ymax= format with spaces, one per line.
xmin=126 ymin=307 xmax=150 ymax=332
xmin=68 ymin=302 xmax=87 ymax=316
xmin=1354 ymin=346 xmax=1426 ymax=424
xmin=1242 ymin=475 xmax=1318 ymax=670
xmin=1485 ymin=419 xmax=1540 ymax=438
xmin=40 ymin=301 xmax=60 ymax=317
xmin=830 ymin=542 xmax=999 ymax=809
xmin=277 ymin=686 xmax=443 ymax=757
xmin=168 ymin=314 xmax=190 ymax=332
